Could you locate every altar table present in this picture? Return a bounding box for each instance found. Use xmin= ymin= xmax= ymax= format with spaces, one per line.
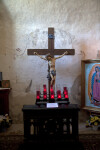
xmin=22 ymin=104 xmax=80 ymax=141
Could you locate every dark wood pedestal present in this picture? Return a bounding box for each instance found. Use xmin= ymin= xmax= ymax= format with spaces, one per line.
xmin=22 ymin=104 xmax=80 ymax=143
xmin=0 ymin=88 xmax=11 ymax=115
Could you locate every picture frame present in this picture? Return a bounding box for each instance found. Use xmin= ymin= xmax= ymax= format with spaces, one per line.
xmin=81 ymin=59 xmax=100 ymax=112
xmin=1 ymin=80 xmax=10 ymax=88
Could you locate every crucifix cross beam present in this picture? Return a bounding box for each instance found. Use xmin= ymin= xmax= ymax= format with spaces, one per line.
xmin=27 ymin=28 xmax=75 ymax=57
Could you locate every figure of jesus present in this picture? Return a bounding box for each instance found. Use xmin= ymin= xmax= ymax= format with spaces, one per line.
xmin=34 ymin=51 xmax=68 ymax=86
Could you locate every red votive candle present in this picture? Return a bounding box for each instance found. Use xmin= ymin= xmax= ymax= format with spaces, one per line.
xmin=65 ymin=94 xmax=68 ymax=99
xmin=43 ymin=91 xmax=47 ymax=100
xmin=36 ymin=91 xmax=40 ymax=100
xmin=43 ymin=85 xmax=47 ymax=100
xmin=63 ymin=87 xmax=68 ymax=99
xmin=43 ymin=84 xmax=47 ymax=92
xmin=63 ymin=87 xmax=67 ymax=94
xmin=50 ymin=91 xmax=54 ymax=99
xmin=57 ymin=90 xmax=61 ymax=99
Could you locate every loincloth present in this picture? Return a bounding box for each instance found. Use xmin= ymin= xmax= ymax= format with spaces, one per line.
xmin=47 ymin=70 xmax=56 ymax=81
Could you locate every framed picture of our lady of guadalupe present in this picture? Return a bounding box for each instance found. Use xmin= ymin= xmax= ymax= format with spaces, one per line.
xmin=81 ymin=59 xmax=100 ymax=112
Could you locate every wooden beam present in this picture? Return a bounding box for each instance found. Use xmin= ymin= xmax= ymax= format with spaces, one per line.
xmin=48 ymin=28 xmax=54 ymax=51
xmin=52 ymin=49 xmax=75 ymax=55
xmin=48 ymin=28 xmax=54 ymax=57
xmin=27 ymin=49 xmax=50 ymax=55
xmin=27 ymin=49 xmax=75 ymax=55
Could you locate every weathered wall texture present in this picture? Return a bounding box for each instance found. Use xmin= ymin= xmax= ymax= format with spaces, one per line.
xmin=0 ymin=0 xmax=100 ymax=123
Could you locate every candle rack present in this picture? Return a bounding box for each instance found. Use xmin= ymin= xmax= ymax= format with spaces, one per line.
xmin=36 ymin=85 xmax=69 ymax=105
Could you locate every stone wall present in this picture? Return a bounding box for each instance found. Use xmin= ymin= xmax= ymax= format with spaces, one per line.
xmin=0 ymin=0 xmax=100 ymax=123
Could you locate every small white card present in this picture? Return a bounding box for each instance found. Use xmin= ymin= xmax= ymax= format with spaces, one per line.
xmin=47 ymin=103 xmax=58 ymax=108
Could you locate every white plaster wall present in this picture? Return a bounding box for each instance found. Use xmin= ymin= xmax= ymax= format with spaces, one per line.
xmin=0 ymin=0 xmax=100 ymax=123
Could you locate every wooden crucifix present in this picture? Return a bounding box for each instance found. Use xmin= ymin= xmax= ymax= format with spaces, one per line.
xmin=27 ymin=28 xmax=75 ymax=96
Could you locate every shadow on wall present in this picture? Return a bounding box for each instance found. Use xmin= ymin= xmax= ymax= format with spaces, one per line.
xmin=71 ymin=74 xmax=81 ymax=105
xmin=71 ymin=74 xmax=90 ymax=122
xmin=0 ymin=1 xmax=14 ymax=117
